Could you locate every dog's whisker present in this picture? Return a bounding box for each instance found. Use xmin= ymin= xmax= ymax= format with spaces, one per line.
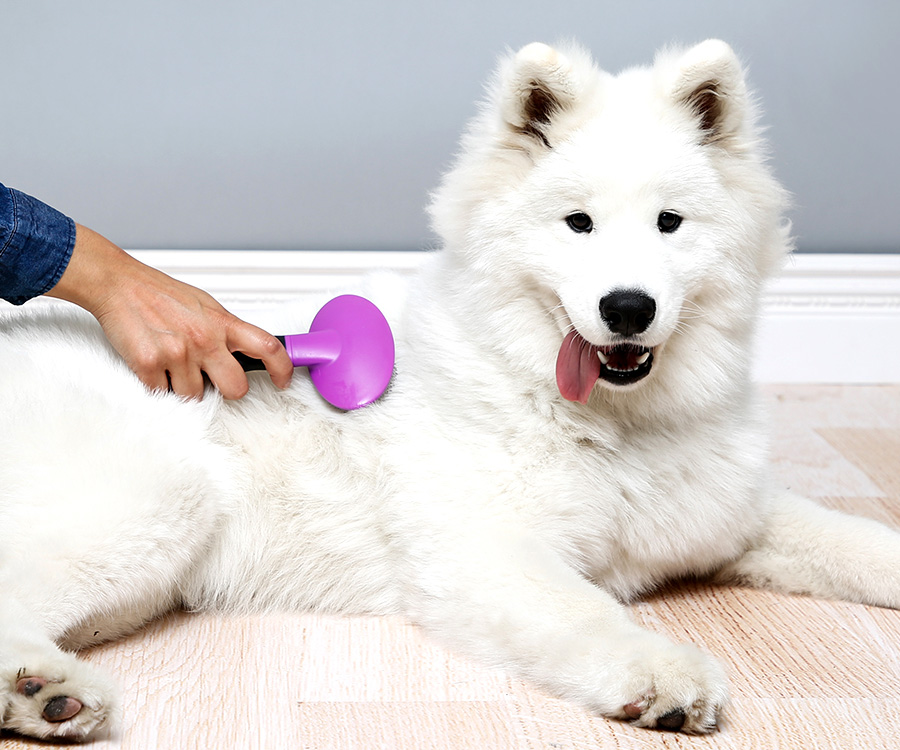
xmin=679 ymin=300 xmax=709 ymax=322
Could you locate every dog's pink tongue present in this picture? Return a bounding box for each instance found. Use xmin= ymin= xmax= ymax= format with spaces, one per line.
xmin=556 ymin=331 xmax=601 ymax=403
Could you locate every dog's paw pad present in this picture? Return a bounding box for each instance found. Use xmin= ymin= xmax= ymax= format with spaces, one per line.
xmin=626 ymin=700 xmax=716 ymax=734
xmin=42 ymin=695 xmax=84 ymax=722
xmin=16 ymin=677 xmax=48 ymax=697
xmin=623 ymin=702 xmax=644 ymax=720
xmin=15 ymin=676 xmax=83 ymax=722
xmin=3 ymin=663 xmax=116 ymax=741
xmin=657 ymin=709 xmax=687 ymax=731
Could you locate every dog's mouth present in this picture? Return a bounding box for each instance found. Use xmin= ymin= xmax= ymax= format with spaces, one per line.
xmin=597 ymin=343 xmax=654 ymax=384
xmin=556 ymin=331 xmax=655 ymax=403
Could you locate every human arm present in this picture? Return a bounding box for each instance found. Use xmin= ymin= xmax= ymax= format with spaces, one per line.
xmin=0 ymin=183 xmax=292 ymax=399
xmin=46 ymin=223 xmax=293 ymax=399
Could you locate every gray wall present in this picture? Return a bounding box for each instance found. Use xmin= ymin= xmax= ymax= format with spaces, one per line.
xmin=3 ymin=0 xmax=898 ymax=253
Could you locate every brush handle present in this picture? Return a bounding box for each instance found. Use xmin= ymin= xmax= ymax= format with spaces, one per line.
xmin=232 ymin=336 xmax=284 ymax=372
xmin=233 ymin=331 xmax=341 ymax=371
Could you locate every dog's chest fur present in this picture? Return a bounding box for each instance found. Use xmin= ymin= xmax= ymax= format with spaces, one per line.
xmin=462 ymin=396 xmax=767 ymax=600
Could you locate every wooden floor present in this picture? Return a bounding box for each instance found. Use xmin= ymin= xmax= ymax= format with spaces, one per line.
xmin=4 ymin=384 xmax=900 ymax=749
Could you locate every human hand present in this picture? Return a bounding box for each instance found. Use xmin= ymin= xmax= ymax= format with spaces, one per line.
xmin=48 ymin=224 xmax=293 ymax=399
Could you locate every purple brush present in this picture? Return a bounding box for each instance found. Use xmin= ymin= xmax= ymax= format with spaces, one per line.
xmin=234 ymin=295 xmax=394 ymax=410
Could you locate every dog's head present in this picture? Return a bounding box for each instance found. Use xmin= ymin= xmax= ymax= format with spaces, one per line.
xmin=429 ymin=41 xmax=791 ymax=406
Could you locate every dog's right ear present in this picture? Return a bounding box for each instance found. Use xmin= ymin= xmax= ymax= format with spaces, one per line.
xmin=498 ymin=43 xmax=590 ymax=152
xmin=663 ymin=39 xmax=750 ymax=147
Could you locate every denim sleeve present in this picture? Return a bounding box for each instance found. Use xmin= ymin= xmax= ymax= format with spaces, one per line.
xmin=0 ymin=183 xmax=76 ymax=305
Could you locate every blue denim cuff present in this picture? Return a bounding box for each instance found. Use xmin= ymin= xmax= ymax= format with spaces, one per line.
xmin=0 ymin=183 xmax=76 ymax=305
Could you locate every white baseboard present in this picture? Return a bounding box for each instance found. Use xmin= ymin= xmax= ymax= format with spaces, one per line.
xmin=21 ymin=250 xmax=900 ymax=385
xmin=131 ymin=250 xmax=426 ymax=306
xmin=756 ymin=254 xmax=900 ymax=383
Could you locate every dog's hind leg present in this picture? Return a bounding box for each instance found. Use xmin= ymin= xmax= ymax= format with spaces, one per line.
xmin=0 ymin=491 xmax=202 ymax=743
xmin=715 ymin=491 xmax=900 ymax=608
xmin=0 ymin=472 xmax=221 ymax=743
xmin=0 ymin=595 xmax=118 ymax=742
xmin=0 ymin=423 xmax=229 ymax=741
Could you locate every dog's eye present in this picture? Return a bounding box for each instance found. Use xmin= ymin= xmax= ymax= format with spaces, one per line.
xmin=566 ymin=212 xmax=593 ymax=234
xmin=657 ymin=211 xmax=683 ymax=234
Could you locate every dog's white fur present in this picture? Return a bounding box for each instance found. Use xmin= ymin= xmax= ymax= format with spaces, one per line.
xmin=3 ymin=40 xmax=900 ymax=740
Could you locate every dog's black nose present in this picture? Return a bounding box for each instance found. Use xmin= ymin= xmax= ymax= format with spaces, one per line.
xmin=599 ymin=289 xmax=656 ymax=336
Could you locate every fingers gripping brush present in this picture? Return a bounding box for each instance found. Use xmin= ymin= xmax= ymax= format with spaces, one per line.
xmin=233 ymin=295 xmax=395 ymax=410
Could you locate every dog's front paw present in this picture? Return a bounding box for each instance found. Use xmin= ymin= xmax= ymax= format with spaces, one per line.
xmin=609 ymin=635 xmax=728 ymax=734
xmin=1 ymin=653 xmax=118 ymax=742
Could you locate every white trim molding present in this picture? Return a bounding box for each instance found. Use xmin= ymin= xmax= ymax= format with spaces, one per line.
xmin=131 ymin=250 xmax=427 ymax=308
xmin=758 ymin=254 xmax=900 ymax=383
xmin=20 ymin=250 xmax=895 ymax=385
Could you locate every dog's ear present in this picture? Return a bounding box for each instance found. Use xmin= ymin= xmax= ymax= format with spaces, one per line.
xmin=664 ymin=40 xmax=749 ymax=146
xmin=498 ymin=43 xmax=590 ymax=151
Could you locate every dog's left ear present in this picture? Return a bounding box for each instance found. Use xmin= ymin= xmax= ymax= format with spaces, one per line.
xmin=665 ymin=39 xmax=749 ymax=146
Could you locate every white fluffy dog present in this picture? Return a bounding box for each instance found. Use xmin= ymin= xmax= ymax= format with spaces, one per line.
xmin=3 ymin=40 xmax=899 ymax=741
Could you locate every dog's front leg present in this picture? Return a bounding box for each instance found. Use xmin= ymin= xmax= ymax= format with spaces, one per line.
xmin=406 ymin=529 xmax=727 ymax=733
xmin=716 ymin=491 xmax=900 ymax=608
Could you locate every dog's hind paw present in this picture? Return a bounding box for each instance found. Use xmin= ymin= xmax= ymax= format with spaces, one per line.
xmin=1 ymin=656 xmax=118 ymax=742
